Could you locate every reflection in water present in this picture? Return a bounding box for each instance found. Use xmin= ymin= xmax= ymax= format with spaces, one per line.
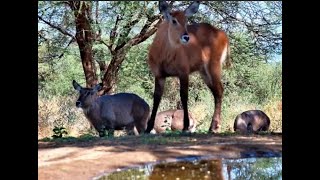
xmin=223 ymin=158 xmax=282 ymax=180
xmin=149 ymin=159 xmax=223 ymax=180
xmin=97 ymin=157 xmax=282 ymax=180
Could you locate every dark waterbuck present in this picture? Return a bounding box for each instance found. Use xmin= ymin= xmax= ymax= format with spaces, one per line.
xmin=72 ymin=80 xmax=150 ymax=137
xmin=234 ymin=110 xmax=271 ymax=134
xmin=145 ymin=1 xmax=231 ymax=134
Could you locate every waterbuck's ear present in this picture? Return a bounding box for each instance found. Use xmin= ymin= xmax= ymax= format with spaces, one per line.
xmin=92 ymin=83 xmax=102 ymax=93
xmin=72 ymin=80 xmax=81 ymax=91
xmin=184 ymin=1 xmax=200 ymax=17
xmin=159 ymin=1 xmax=172 ymax=21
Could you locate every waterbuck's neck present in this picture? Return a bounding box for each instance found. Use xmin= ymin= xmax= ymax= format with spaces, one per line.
xmin=160 ymin=21 xmax=181 ymax=49
xmin=167 ymin=30 xmax=178 ymax=49
xmin=81 ymin=95 xmax=99 ymax=112
xmin=82 ymin=101 xmax=100 ymax=118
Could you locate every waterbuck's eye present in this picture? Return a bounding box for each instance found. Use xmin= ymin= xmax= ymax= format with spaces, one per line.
xmin=172 ymin=19 xmax=177 ymax=25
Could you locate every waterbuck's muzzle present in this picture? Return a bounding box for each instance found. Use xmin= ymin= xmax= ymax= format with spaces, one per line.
xmin=76 ymin=101 xmax=82 ymax=108
xmin=180 ymin=32 xmax=190 ymax=44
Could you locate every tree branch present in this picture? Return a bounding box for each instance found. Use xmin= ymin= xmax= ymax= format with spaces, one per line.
xmin=38 ymin=31 xmax=48 ymax=42
xmin=38 ymin=15 xmax=75 ymax=40
xmin=96 ymin=60 xmax=108 ymax=81
xmin=53 ymin=1 xmax=70 ymax=6
xmin=108 ymin=14 xmax=122 ymax=53
xmin=58 ymin=38 xmax=76 ymax=59
xmin=140 ymin=14 xmax=161 ymax=35
xmin=86 ymin=2 xmax=94 ymax=24
xmin=95 ymin=1 xmax=101 ymax=39
xmin=114 ymin=15 xmax=142 ymax=51
xmin=131 ymin=18 xmax=162 ymax=46
xmin=115 ymin=13 xmax=161 ymax=52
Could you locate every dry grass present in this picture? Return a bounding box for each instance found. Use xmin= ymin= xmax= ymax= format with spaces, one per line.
xmin=264 ymin=99 xmax=282 ymax=132
xmin=38 ymin=95 xmax=282 ymax=139
xmin=38 ymin=96 xmax=92 ymax=139
xmin=189 ymin=103 xmax=210 ymax=131
xmin=190 ymin=98 xmax=282 ymax=133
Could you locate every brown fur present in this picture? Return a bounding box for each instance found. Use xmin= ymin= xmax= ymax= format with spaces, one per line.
xmin=152 ymin=110 xmax=197 ymax=134
xmin=145 ymin=1 xmax=231 ymax=133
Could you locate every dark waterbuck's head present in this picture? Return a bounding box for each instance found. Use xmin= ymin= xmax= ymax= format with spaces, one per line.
xmin=72 ymin=80 xmax=102 ymax=109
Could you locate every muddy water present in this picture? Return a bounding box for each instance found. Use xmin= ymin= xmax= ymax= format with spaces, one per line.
xmin=95 ymin=156 xmax=282 ymax=180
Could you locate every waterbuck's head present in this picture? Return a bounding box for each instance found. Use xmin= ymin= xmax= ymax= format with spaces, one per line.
xmin=72 ymin=80 xmax=102 ymax=109
xmin=159 ymin=0 xmax=200 ymax=45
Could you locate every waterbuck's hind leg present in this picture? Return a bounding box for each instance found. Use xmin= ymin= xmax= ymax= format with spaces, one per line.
xmin=200 ymin=64 xmax=223 ymax=134
xmin=209 ymin=79 xmax=223 ymax=133
xmin=145 ymin=77 xmax=166 ymax=133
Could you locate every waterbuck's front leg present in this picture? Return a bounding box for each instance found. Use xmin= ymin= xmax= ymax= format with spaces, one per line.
xmin=179 ymin=75 xmax=190 ymax=132
xmin=145 ymin=77 xmax=166 ymax=133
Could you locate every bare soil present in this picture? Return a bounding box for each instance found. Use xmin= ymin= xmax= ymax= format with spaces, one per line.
xmin=38 ymin=133 xmax=282 ymax=180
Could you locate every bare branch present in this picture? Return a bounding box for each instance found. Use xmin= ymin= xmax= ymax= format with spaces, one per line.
xmin=202 ymin=2 xmax=280 ymax=27
xmin=140 ymin=14 xmax=161 ymax=35
xmin=108 ymin=14 xmax=122 ymax=53
xmin=86 ymin=2 xmax=94 ymax=24
xmin=38 ymin=31 xmax=48 ymax=42
xmin=96 ymin=60 xmax=108 ymax=81
xmin=131 ymin=23 xmax=160 ymax=46
xmin=38 ymin=15 xmax=75 ymax=40
xmin=114 ymin=14 xmax=142 ymax=50
xmin=95 ymin=1 xmax=101 ymax=38
xmin=113 ymin=7 xmax=162 ymax=51
xmin=97 ymin=39 xmax=108 ymax=47
xmin=58 ymin=38 xmax=76 ymax=59
xmin=131 ymin=17 xmax=162 ymax=46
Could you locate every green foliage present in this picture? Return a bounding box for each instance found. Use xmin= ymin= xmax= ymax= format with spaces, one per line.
xmin=117 ymin=43 xmax=153 ymax=96
xmin=38 ymin=45 xmax=84 ymax=98
xmin=225 ymin=157 xmax=282 ymax=179
xmin=52 ymin=126 xmax=68 ymax=139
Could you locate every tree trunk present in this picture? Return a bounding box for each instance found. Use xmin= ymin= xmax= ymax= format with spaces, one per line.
xmin=99 ymin=50 xmax=128 ymax=95
xmin=68 ymin=2 xmax=161 ymax=93
xmin=70 ymin=2 xmax=98 ymax=88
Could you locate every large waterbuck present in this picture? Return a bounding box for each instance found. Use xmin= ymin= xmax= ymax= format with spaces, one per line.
xmin=145 ymin=1 xmax=231 ymax=134
xmin=72 ymin=80 xmax=150 ymax=137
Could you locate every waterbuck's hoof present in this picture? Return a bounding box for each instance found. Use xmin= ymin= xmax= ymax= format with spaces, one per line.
xmin=144 ymin=129 xmax=152 ymax=134
xmin=209 ymin=129 xmax=219 ymax=134
xmin=209 ymin=122 xmax=221 ymax=134
xmin=181 ymin=129 xmax=192 ymax=136
xmin=150 ymin=129 xmax=157 ymax=134
xmin=98 ymin=132 xmax=106 ymax=137
xmin=209 ymin=127 xmax=221 ymax=134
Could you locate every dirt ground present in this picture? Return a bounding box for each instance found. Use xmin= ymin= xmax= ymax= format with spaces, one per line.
xmin=38 ymin=133 xmax=282 ymax=180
